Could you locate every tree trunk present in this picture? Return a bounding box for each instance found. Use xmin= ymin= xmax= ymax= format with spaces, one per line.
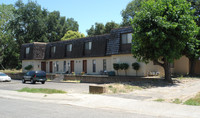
xmin=153 ymin=59 xmax=173 ymax=83
xmin=163 ymin=60 xmax=173 ymax=83
xmin=136 ymin=70 xmax=137 ymax=76
xmin=189 ymin=58 xmax=196 ymax=76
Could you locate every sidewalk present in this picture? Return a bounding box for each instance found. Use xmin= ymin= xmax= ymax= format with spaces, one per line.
xmin=0 ymin=89 xmax=199 ymax=118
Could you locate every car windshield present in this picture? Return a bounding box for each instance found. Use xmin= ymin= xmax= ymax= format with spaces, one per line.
xmin=0 ymin=73 xmax=7 ymax=76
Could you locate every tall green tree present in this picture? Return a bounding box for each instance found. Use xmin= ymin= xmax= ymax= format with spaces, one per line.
xmin=61 ymin=30 xmax=85 ymax=41
xmin=0 ymin=4 xmax=19 ymax=69
xmin=185 ymin=0 xmax=200 ymax=76
xmin=10 ymin=0 xmax=48 ymax=46
xmin=87 ymin=22 xmax=119 ymax=36
xmin=121 ymin=0 xmax=147 ymax=26
xmin=104 ymin=21 xmax=119 ymax=33
xmin=66 ymin=18 xmax=79 ymax=31
xmin=131 ymin=0 xmax=198 ymax=82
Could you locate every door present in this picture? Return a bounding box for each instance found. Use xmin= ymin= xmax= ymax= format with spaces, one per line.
xmin=70 ymin=60 xmax=74 ymax=73
xmin=41 ymin=62 xmax=46 ymax=72
xmin=50 ymin=61 xmax=53 ymax=73
xmin=83 ymin=60 xmax=87 ymax=73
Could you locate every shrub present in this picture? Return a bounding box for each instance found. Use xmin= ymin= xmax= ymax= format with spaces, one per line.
xmin=120 ymin=63 xmax=129 ymax=76
xmin=24 ymin=65 xmax=33 ymax=70
xmin=113 ymin=63 xmax=120 ymax=75
xmin=132 ymin=62 xmax=140 ymax=76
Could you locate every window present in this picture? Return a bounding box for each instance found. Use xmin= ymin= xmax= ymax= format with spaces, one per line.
xmin=66 ymin=44 xmax=72 ymax=52
xmin=93 ymin=59 xmax=96 ymax=72
xmin=63 ymin=61 xmax=66 ymax=72
xmin=56 ymin=61 xmax=59 ymax=72
xmin=85 ymin=42 xmax=92 ymax=50
xmin=103 ymin=59 xmax=106 ymax=71
xmin=121 ymin=33 xmax=132 ymax=44
xmin=51 ymin=46 xmax=56 ymax=54
xmin=26 ymin=47 xmax=30 ymax=54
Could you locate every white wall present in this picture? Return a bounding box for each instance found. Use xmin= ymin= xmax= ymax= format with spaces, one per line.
xmin=22 ymin=60 xmax=42 ymax=72
xmin=22 ymin=55 xmax=189 ymax=76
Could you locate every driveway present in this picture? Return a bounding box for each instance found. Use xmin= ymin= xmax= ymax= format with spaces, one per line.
xmin=0 ymin=80 xmax=96 ymax=94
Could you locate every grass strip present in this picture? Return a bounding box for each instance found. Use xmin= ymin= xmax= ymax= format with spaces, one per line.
xmin=18 ymin=87 xmax=66 ymax=94
xmin=184 ymin=93 xmax=200 ymax=106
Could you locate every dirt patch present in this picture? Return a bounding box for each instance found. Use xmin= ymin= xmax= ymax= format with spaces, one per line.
xmin=131 ymin=78 xmax=200 ymax=102
xmin=104 ymin=83 xmax=143 ymax=94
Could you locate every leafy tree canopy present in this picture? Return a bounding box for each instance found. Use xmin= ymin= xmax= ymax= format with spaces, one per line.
xmin=61 ymin=30 xmax=85 ymax=41
xmin=86 ymin=21 xmax=119 ymax=36
xmin=0 ymin=4 xmax=19 ymax=69
xmin=121 ymin=0 xmax=147 ymax=27
xmin=131 ymin=0 xmax=199 ymax=82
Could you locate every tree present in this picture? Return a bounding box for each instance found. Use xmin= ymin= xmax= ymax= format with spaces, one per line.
xmin=119 ymin=63 xmax=129 ymax=76
xmin=131 ymin=0 xmax=198 ymax=83
xmin=66 ymin=18 xmax=79 ymax=31
xmin=86 ymin=22 xmax=119 ymax=36
xmin=121 ymin=0 xmax=147 ymax=26
xmin=132 ymin=62 xmax=140 ymax=76
xmin=184 ymin=0 xmax=200 ymax=76
xmin=86 ymin=25 xmax=95 ymax=36
xmin=10 ymin=0 xmax=48 ymax=46
xmin=61 ymin=30 xmax=85 ymax=41
xmin=0 ymin=4 xmax=19 ymax=69
xmin=113 ymin=63 xmax=120 ymax=75
xmin=104 ymin=21 xmax=119 ymax=33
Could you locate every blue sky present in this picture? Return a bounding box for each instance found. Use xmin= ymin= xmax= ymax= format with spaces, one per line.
xmin=0 ymin=0 xmax=132 ymax=35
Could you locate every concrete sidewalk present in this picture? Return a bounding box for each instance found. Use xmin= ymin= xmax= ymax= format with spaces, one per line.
xmin=0 ymin=89 xmax=199 ymax=118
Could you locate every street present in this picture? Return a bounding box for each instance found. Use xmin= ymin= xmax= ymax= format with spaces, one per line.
xmin=0 ymin=80 xmax=92 ymax=94
xmin=0 ymin=97 xmax=159 ymax=118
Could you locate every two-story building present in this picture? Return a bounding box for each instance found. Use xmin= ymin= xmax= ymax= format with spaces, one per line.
xmin=20 ymin=27 xmax=192 ymax=76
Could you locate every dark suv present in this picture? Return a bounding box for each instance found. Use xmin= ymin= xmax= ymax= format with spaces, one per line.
xmin=22 ymin=71 xmax=47 ymax=84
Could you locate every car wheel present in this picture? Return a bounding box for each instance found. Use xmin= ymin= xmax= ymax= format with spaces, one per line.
xmin=31 ymin=79 xmax=35 ymax=84
xmin=22 ymin=79 xmax=26 ymax=83
xmin=41 ymin=81 xmax=45 ymax=84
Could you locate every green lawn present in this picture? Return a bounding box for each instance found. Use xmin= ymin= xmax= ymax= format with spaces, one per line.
xmin=184 ymin=93 xmax=200 ymax=106
xmin=18 ymin=87 xmax=67 ymax=94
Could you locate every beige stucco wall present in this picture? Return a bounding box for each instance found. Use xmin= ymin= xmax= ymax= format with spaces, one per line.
xmin=22 ymin=55 xmax=189 ymax=76
xmin=173 ymin=56 xmax=189 ymax=74
xmin=45 ymin=56 xmax=111 ymax=74
xmin=22 ymin=60 xmax=42 ymax=73
xmin=111 ymin=54 xmax=165 ymax=76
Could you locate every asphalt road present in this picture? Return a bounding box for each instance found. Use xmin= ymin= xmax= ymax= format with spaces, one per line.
xmin=0 ymin=80 xmax=152 ymax=100
xmin=0 ymin=97 xmax=161 ymax=118
xmin=0 ymin=80 xmax=92 ymax=93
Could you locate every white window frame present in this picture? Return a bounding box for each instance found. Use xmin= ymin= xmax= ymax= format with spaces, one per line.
xmin=26 ymin=47 xmax=30 ymax=54
xmin=121 ymin=33 xmax=132 ymax=44
xmin=85 ymin=42 xmax=92 ymax=50
xmin=67 ymin=44 xmax=72 ymax=52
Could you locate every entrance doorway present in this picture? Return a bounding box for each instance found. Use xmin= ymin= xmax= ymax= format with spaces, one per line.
xmin=49 ymin=61 xmax=53 ymax=73
xmin=70 ymin=60 xmax=74 ymax=73
xmin=83 ymin=60 xmax=87 ymax=73
xmin=41 ymin=62 xmax=46 ymax=72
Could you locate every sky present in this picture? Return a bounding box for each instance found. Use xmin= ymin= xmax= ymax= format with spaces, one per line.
xmin=0 ymin=0 xmax=132 ymax=35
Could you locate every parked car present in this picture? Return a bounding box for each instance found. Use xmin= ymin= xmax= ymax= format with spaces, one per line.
xmin=0 ymin=72 xmax=11 ymax=82
xmin=22 ymin=71 xmax=47 ymax=84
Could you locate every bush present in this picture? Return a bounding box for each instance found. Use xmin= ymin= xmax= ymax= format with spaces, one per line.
xmin=113 ymin=63 xmax=120 ymax=75
xmin=132 ymin=62 xmax=140 ymax=76
xmin=120 ymin=63 xmax=129 ymax=76
xmin=24 ymin=65 xmax=33 ymax=70
xmin=132 ymin=62 xmax=140 ymax=70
